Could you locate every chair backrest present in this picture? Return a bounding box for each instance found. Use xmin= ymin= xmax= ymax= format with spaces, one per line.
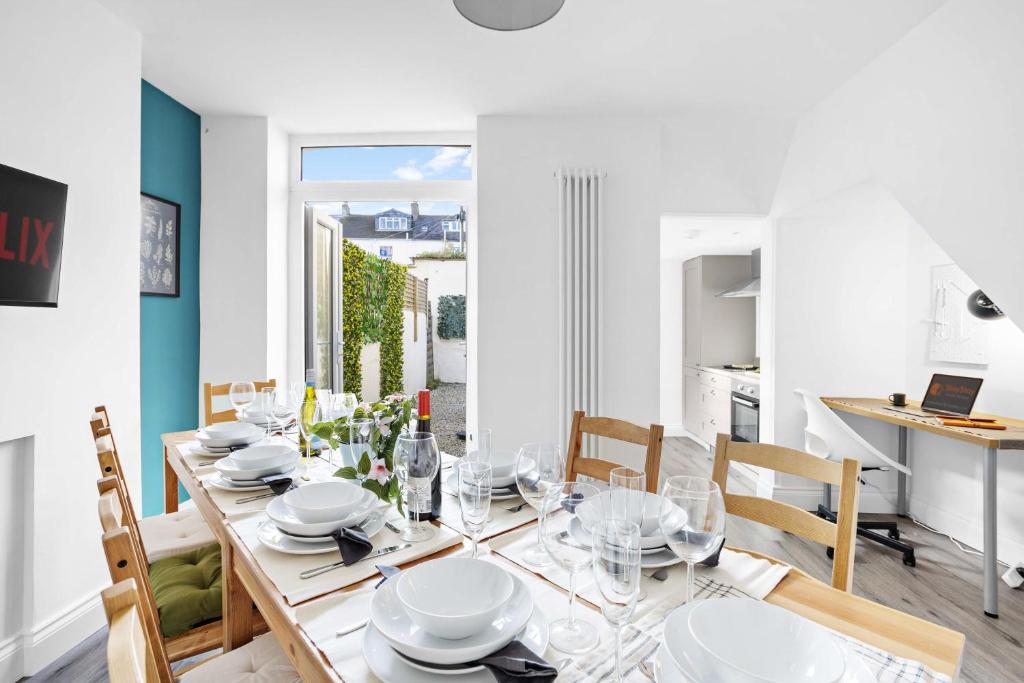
xmin=712 ymin=433 xmax=860 ymax=592
xmin=90 ymin=413 xmax=141 ymax=530
xmin=102 ymin=579 xmax=166 ymax=683
xmin=794 ymin=389 xmax=908 ymax=474
xmin=97 ymin=476 xmax=148 ymax=559
xmin=565 ymin=410 xmax=664 ymax=493
xmin=203 ymin=379 xmax=276 ymax=426
xmin=100 ymin=527 xmax=174 ymax=682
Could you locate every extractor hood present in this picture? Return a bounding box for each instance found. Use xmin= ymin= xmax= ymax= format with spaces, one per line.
xmin=717 ymin=248 xmax=761 ymax=298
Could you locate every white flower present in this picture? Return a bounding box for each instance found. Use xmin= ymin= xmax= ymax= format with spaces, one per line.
xmin=369 ymin=459 xmax=391 ymax=485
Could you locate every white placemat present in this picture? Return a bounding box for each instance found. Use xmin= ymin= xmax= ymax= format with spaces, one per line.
xmin=197 ymin=457 xmax=337 ymax=517
xmin=438 ymin=487 xmax=537 ymax=541
xmin=175 ymin=440 xmax=223 ymax=473
xmin=230 ymin=511 xmax=464 ymax=605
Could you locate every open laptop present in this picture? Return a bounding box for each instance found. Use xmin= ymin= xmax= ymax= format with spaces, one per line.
xmin=887 ymin=373 xmax=984 ymax=418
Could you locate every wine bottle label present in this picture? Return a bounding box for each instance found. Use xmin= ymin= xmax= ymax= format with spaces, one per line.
xmin=408 ymin=476 xmax=432 ymax=514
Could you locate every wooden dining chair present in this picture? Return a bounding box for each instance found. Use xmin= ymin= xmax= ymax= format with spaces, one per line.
xmin=712 ymin=433 xmax=861 ymax=592
xmin=565 ymin=410 xmax=665 ymax=493
xmin=203 ymin=379 xmax=277 ymax=426
xmin=90 ymin=410 xmax=216 ymax=562
xmin=102 ymin=578 xmax=299 ymax=683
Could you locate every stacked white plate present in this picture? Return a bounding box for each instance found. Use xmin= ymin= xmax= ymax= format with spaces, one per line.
xmin=656 ymin=598 xmax=874 ymax=682
xmin=447 ymin=450 xmax=522 ymax=501
xmin=569 ymin=491 xmax=684 ymax=568
xmin=208 ymin=443 xmax=299 ymax=491
xmin=193 ymin=421 xmax=264 ymax=459
xmin=363 ymin=557 xmax=549 ymax=682
xmin=258 ymin=480 xmax=385 ymax=554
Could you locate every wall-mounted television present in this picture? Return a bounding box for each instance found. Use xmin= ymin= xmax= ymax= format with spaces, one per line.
xmin=0 ymin=163 xmax=68 ymax=307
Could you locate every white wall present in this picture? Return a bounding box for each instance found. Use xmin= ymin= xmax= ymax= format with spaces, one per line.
xmin=0 ymin=1 xmax=140 ymax=675
xmin=476 ymin=116 xmax=660 ymax=462
xmin=408 ymin=257 xmax=467 ymax=383
xmin=773 ymin=0 xmax=1024 ymax=328
xmin=351 ymin=237 xmax=447 ymax=266
xmin=402 ymin=309 xmax=428 ymax=396
xmin=201 ymin=116 xmax=290 ymax=403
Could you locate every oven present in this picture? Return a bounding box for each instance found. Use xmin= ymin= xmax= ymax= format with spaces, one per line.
xmin=730 ymin=381 xmax=760 ymax=443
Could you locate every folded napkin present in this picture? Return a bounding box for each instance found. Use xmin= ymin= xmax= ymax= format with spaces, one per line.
xmin=476 ymin=641 xmax=558 ymax=682
xmin=262 ymin=474 xmax=294 ymax=492
xmin=330 ymin=525 xmax=372 ymax=565
xmin=699 ymin=537 xmax=725 ymax=568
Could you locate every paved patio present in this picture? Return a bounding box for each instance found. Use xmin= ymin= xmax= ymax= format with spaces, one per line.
xmin=431 ymin=382 xmax=465 ymax=456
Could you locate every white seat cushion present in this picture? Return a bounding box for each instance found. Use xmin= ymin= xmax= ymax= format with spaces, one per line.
xmin=179 ymin=633 xmax=301 ymax=683
xmin=137 ymin=507 xmax=217 ymax=563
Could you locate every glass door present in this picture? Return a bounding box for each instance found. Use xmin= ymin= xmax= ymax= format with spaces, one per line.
xmin=304 ymin=207 xmax=341 ymax=390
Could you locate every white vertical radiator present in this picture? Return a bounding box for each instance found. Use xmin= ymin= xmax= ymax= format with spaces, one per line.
xmin=556 ymin=168 xmax=604 ymax=453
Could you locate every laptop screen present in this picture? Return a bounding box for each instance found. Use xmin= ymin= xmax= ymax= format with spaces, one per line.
xmin=921 ymin=374 xmax=984 ymax=417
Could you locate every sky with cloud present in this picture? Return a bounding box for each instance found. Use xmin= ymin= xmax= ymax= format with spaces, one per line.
xmin=303 ymin=145 xmax=472 ymax=182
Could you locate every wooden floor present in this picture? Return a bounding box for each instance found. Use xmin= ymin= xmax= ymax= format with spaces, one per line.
xmin=27 ymin=437 xmax=1024 ymax=682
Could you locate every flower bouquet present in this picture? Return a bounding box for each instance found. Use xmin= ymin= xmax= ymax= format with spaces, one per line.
xmin=312 ymin=393 xmax=415 ymax=511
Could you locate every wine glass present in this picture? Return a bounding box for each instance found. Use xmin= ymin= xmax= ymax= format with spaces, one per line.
xmin=458 ymin=461 xmax=492 ymax=558
xmin=270 ymin=394 xmax=294 ymax=440
xmin=259 ymin=387 xmax=276 ymax=437
xmin=659 ymin=476 xmax=726 ymax=602
xmin=229 ymin=382 xmax=256 ymax=420
xmin=395 ymin=432 xmax=441 ymax=543
xmin=609 ymin=467 xmax=647 ymax=528
xmin=466 ymin=428 xmax=493 ymax=464
xmin=514 ymin=443 xmax=565 ymax=568
xmin=539 ymin=481 xmax=603 ymax=653
xmin=592 ymin=519 xmax=642 ymax=682
xmin=340 ymin=392 xmax=358 ymax=418
xmin=347 ymin=417 xmax=373 ymax=470
xmin=296 ymin=398 xmax=322 ymax=479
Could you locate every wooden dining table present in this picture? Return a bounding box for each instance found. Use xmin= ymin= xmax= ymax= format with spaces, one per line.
xmin=161 ymin=430 xmax=965 ymax=681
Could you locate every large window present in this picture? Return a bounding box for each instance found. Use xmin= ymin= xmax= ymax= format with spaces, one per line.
xmin=302 ymin=145 xmax=472 ymax=182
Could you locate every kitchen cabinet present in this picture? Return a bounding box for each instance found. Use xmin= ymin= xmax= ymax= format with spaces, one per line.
xmin=684 ymin=371 xmax=702 ymax=436
xmin=682 ymin=256 xmax=756 ymax=367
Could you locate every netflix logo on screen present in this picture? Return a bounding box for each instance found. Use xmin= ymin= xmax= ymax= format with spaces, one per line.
xmin=0 ymin=162 xmax=68 ymax=307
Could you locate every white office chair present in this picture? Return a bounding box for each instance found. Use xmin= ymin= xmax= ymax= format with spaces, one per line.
xmin=794 ymin=389 xmax=916 ymax=567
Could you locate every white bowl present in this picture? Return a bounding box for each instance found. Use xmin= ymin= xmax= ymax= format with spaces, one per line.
xmin=196 ymin=423 xmax=263 ymax=448
xmin=575 ymin=490 xmax=665 ymax=537
xmin=465 ymin=449 xmax=518 ymax=479
xmin=214 ymin=451 xmax=299 ymax=481
xmin=266 ymin=492 xmax=377 ymax=536
xmin=686 ymin=598 xmax=846 ymax=683
xmin=283 ymin=480 xmax=366 ymax=524
xmin=396 ymin=558 xmax=515 ymax=640
xmin=228 ymin=444 xmax=295 ymax=470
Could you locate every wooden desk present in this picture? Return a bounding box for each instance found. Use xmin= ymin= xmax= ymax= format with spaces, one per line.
xmin=160 ymin=429 xmax=964 ymax=680
xmin=822 ymin=397 xmax=1024 ymax=618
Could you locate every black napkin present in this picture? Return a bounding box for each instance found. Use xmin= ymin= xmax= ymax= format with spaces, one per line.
xmin=698 ymin=537 xmax=726 ymax=568
xmin=261 ymin=474 xmax=294 ymax=495
xmin=330 ymin=525 xmax=372 ymax=565
xmin=475 ymin=641 xmax=558 ymax=682
xmin=560 ymin=491 xmax=585 ymax=514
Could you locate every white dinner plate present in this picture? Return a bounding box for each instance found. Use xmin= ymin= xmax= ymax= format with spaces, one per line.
xmin=205 ymin=466 xmax=296 ymax=492
xmin=568 ymin=517 xmax=683 ymax=568
xmin=364 ymin=623 xmax=507 ymax=683
xmin=370 ymin=567 xmax=533 ymax=665
xmin=195 ymin=426 xmax=264 ymax=449
xmin=394 ymin=608 xmax=549 ymax=676
xmin=189 ymin=444 xmax=231 ymax=459
xmin=256 ymin=512 xmax=384 ymax=555
xmin=653 ymin=628 xmax=874 ymax=683
xmin=214 ymin=450 xmax=300 ymax=480
xmin=265 ymin=489 xmax=381 ymax=536
xmin=445 ymin=471 xmax=519 ymax=501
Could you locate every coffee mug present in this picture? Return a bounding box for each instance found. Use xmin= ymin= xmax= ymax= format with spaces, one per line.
xmin=889 ymin=392 xmax=907 ymax=407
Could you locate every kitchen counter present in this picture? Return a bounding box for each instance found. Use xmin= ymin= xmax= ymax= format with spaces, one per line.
xmin=697 ymin=365 xmax=761 ymax=384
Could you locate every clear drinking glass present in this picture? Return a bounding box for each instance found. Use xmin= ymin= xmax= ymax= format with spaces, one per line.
xmin=348 ymin=418 xmax=373 ymax=470
xmin=515 ymin=442 xmax=565 ymax=568
xmin=659 ymin=476 xmax=726 ymax=602
xmin=395 ymin=432 xmax=441 ymax=543
xmin=540 ymin=481 xmax=603 ymax=653
xmin=229 ymin=381 xmax=256 ymax=420
xmin=296 ymin=399 xmax=322 ymax=477
xmin=458 ymin=461 xmax=492 ymax=558
xmin=466 ymin=428 xmax=493 ymax=464
xmin=592 ymin=519 xmax=642 ymax=682
xmin=259 ymin=387 xmax=276 ymax=437
xmin=270 ymin=394 xmax=294 ymax=439
xmin=609 ymin=467 xmax=647 ymax=528
xmin=340 ymin=392 xmax=359 ymax=418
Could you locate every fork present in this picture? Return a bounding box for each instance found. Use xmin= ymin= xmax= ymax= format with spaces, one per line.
xmin=505 ymin=502 xmax=529 ymax=513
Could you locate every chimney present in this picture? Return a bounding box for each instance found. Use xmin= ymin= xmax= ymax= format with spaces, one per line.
xmin=341 ymin=201 xmax=350 ymax=217
xmin=411 ymin=201 xmax=420 ymax=220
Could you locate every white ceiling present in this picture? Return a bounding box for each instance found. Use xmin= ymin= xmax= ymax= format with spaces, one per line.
xmin=97 ymin=0 xmax=944 ymax=133
xmin=661 ymin=215 xmax=762 ymax=261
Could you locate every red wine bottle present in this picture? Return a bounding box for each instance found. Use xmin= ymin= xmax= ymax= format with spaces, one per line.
xmin=412 ymin=389 xmax=442 ymax=521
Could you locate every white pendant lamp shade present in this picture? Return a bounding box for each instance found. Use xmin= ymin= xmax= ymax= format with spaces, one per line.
xmin=454 ymin=0 xmax=565 ymax=31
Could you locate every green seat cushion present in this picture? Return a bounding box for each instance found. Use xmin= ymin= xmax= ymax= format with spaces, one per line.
xmin=148 ymin=542 xmax=223 ymax=638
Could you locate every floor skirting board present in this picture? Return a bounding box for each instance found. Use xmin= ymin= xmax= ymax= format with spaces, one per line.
xmin=909 ymin=494 xmax=1024 ymax=570
xmin=0 ymin=590 xmax=106 ymax=679
xmin=771 ymin=486 xmax=897 ymax=515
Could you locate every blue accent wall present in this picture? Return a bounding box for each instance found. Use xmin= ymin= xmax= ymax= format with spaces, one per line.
xmin=140 ymin=81 xmax=201 ymax=516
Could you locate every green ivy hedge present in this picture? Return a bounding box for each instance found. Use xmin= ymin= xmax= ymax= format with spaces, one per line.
xmin=341 ymin=239 xmax=406 ymax=398
xmin=437 ymin=294 xmax=466 ymax=340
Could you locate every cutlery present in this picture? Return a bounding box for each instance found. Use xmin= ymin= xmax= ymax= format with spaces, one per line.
xmin=235 ymin=480 xmax=294 ymax=504
xmin=300 ymin=543 xmax=411 ymax=579
xmin=643 ymin=567 xmax=669 ymax=581
xmin=384 ymin=520 xmax=402 ymax=534
xmin=638 ymin=658 xmax=656 ymax=680
xmin=505 ymin=502 xmax=529 ymax=513
xmin=335 ymin=618 xmax=368 ymax=637
xmin=555 ymin=530 xmax=587 ymax=550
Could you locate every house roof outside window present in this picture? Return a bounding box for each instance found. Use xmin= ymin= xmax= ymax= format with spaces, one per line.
xmin=333 ymin=205 xmax=461 ymax=241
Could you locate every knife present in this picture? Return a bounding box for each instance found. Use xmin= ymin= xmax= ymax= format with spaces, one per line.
xmin=300 ymin=544 xmax=412 ymax=580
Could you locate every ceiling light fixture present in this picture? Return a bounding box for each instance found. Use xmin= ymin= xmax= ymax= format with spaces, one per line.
xmin=453 ymin=0 xmax=565 ymax=31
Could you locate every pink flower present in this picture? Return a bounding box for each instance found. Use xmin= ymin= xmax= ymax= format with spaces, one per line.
xmin=368 ymin=459 xmax=391 ymax=486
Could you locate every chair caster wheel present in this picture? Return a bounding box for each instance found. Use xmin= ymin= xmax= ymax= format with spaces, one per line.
xmin=826 ymin=547 xmax=835 ymax=559
xmin=888 ymin=529 xmax=901 ymax=541
xmin=903 ymin=552 xmax=916 ymax=567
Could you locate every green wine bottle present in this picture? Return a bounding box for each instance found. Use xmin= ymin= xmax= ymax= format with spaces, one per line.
xmin=299 ymin=369 xmax=321 ymax=456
